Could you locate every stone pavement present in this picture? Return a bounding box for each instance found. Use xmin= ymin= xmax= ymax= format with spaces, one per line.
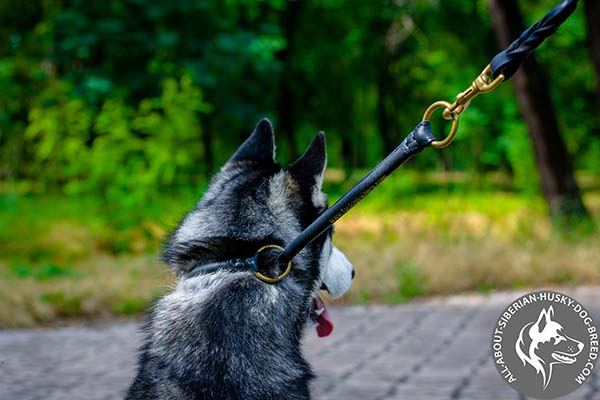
xmin=1 ymin=287 xmax=598 ymax=400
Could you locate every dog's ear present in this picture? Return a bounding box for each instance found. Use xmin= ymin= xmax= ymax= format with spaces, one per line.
xmin=535 ymin=307 xmax=552 ymax=333
xmin=288 ymin=131 xmax=326 ymax=188
xmin=227 ymin=118 xmax=275 ymax=165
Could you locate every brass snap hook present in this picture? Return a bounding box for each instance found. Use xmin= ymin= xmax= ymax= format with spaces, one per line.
xmin=442 ymin=65 xmax=504 ymax=120
xmin=423 ymin=100 xmax=459 ymax=149
xmin=424 ymin=65 xmax=504 ymax=149
xmin=254 ymin=244 xmax=292 ymax=284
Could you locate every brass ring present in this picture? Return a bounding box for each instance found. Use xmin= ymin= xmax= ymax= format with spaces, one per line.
xmin=254 ymin=244 xmax=292 ymax=284
xmin=423 ymin=100 xmax=460 ymax=149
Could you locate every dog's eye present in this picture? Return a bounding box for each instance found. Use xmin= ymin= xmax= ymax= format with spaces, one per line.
xmin=554 ymin=336 xmax=564 ymax=344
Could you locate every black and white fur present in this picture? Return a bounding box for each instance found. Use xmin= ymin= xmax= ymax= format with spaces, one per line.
xmin=126 ymin=119 xmax=354 ymax=399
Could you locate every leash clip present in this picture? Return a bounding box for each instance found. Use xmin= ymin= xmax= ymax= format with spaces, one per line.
xmin=425 ymin=65 xmax=505 ymax=149
xmin=253 ymin=244 xmax=292 ymax=284
xmin=442 ymin=65 xmax=505 ymax=120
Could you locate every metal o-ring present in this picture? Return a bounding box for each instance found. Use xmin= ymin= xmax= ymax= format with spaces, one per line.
xmin=423 ymin=100 xmax=460 ymax=149
xmin=254 ymin=244 xmax=292 ymax=284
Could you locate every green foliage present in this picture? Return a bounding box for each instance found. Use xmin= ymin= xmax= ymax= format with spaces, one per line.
xmin=0 ymin=0 xmax=599 ymax=223
xmin=24 ymin=79 xmax=94 ymax=188
xmin=8 ymin=263 xmax=75 ymax=281
xmin=22 ymin=74 xmax=210 ymax=225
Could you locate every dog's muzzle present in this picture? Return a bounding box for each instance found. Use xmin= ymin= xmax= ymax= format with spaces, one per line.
xmin=322 ymin=246 xmax=354 ymax=299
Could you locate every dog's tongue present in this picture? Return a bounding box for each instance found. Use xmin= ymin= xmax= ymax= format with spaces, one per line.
xmin=313 ymin=296 xmax=333 ymax=337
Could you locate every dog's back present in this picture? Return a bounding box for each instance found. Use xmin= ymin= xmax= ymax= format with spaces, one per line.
xmin=126 ymin=271 xmax=313 ymax=400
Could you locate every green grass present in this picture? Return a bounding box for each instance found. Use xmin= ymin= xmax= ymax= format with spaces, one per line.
xmin=1 ymin=172 xmax=599 ymax=327
xmin=8 ymin=263 xmax=77 ymax=281
xmin=384 ymin=263 xmax=428 ymax=303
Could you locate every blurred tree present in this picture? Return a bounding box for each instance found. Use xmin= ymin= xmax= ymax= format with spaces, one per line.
xmin=489 ymin=0 xmax=589 ymax=222
xmin=583 ymin=0 xmax=600 ymax=109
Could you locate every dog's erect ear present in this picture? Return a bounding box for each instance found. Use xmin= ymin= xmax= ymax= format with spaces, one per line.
xmin=535 ymin=307 xmax=552 ymax=333
xmin=288 ymin=132 xmax=326 ymax=188
xmin=227 ymin=118 xmax=275 ymax=164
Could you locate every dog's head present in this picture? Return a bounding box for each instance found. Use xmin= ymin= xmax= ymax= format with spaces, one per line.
xmin=163 ymin=119 xmax=354 ymax=337
xmin=515 ymin=306 xmax=584 ymax=389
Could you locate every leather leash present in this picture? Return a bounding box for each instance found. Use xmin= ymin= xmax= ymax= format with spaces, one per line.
xmin=246 ymin=0 xmax=579 ymax=283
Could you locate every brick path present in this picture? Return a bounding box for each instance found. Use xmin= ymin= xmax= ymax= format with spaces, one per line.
xmin=1 ymin=287 xmax=598 ymax=400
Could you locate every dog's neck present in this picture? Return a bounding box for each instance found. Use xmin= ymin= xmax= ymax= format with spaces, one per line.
xmin=163 ymin=236 xmax=285 ymax=276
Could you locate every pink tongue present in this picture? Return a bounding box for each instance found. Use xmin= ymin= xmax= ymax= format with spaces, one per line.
xmin=313 ymin=296 xmax=334 ymax=337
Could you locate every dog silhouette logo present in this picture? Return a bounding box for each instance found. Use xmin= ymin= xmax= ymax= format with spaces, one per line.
xmin=491 ymin=291 xmax=598 ymax=399
xmin=515 ymin=306 xmax=584 ymax=390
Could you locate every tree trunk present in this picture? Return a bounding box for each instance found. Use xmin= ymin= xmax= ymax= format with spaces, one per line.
xmin=488 ymin=0 xmax=589 ymax=221
xmin=584 ymin=0 xmax=600 ymax=108
xmin=276 ymin=0 xmax=302 ymax=162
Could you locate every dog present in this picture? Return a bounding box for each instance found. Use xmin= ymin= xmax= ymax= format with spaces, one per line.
xmin=126 ymin=119 xmax=354 ymax=399
xmin=515 ymin=305 xmax=584 ymax=390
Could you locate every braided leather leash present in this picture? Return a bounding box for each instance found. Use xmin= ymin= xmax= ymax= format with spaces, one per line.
xmin=250 ymin=0 xmax=580 ymax=283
